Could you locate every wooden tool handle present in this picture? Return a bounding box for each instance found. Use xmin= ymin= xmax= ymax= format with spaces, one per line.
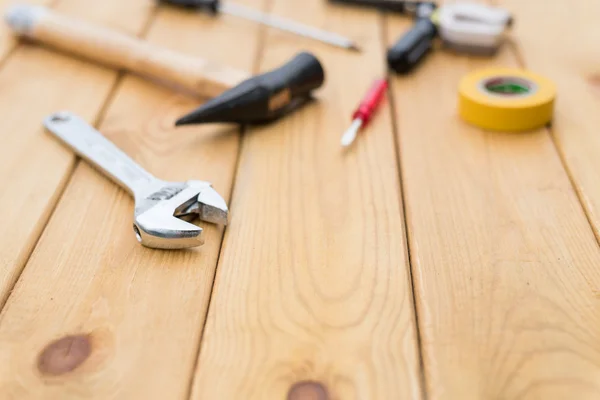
xmin=5 ymin=5 xmax=250 ymax=98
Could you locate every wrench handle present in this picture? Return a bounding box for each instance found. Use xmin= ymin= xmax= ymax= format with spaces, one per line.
xmin=44 ymin=112 xmax=155 ymax=197
xmin=5 ymin=5 xmax=249 ymax=98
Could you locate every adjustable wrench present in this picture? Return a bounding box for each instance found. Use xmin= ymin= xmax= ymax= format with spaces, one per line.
xmin=44 ymin=112 xmax=229 ymax=250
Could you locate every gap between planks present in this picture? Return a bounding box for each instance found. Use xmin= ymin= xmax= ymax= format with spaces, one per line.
xmin=379 ymin=11 xmax=430 ymax=400
xmin=506 ymin=36 xmax=600 ymax=266
xmin=0 ymin=4 xmax=162 ymax=308
xmin=499 ymin=1 xmax=600 ymax=254
xmin=189 ymin=0 xmax=424 ymax=397
xmin=183 ymin=0 xmax=272 ymax=398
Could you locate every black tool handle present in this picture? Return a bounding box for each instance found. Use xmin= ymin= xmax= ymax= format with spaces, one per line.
xmin=158 ymin=0 xmax=220 ymax=13
xmin=261 ymin=52 xmax=325 ymax=98
xmin=387 ymin=17 xmax=437 ymax=74
xmin=328 ymin=0 xmax=434 ymax=15
xmin=220 ymin=51 xmax=325 ymax=122
xmin=175 ymin=52 xmax=325 ymax=125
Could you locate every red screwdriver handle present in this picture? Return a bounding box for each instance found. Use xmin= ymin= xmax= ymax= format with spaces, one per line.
xmin=352 ymin=79 xmax=388 ymax=125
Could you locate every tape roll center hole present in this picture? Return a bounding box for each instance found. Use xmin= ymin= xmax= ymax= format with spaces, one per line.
xmin=484 ymin=77 xmax=533 ymax=96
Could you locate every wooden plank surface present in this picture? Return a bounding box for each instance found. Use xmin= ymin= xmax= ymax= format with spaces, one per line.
xmin=0 ymin=1 xmax=262 ymax=399
xmin=386 ymin=9 xmax=600 ymax=400
xmin=190 ymin=0 xmax=423 ymax=399
xmin=0 ymin=0 xmax=599 ymax=398
xmin=0 ymin=0 xmax=153 ymax=307
xmin=496 ymin=1 xmax=600 ymax=245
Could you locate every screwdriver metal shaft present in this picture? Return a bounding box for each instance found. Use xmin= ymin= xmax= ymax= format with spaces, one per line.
xmin=341 ymin=79 xmax=388 ymax=147
xmin=220 ymin=2 xmax=360 ymax=51
xmin=341 ymin=119 xmax=363 ymax=147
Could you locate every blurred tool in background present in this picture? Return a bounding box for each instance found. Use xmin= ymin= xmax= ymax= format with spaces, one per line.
xmin=341 ymin=79 xmax=388 ymax=148
xmin=5 ymin=5 xmax=326 ymax=126
xmin=5 ymin=4 xmax=246 ymax=98
xmin=387 ymin=2 xmax=513 ymax=73
xmin=329 ymin=0 xmax=434 ymax=15
xmin=386 ymin=1 xmax=437 ymax=73
xmin=160 ymin=0 xmax=361 ymax=51
xmin=329 ymin=0 xmax=513 ymax=74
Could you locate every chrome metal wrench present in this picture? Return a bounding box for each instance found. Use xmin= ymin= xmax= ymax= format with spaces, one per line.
xmin=44 ymin=111 xmax=229 ymax=249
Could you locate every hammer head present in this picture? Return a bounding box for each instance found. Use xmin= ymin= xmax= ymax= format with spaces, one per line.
xmin=175 ymin=52 xmax=325 ymax=126
xmin=133 ymin=181 xmax=228 ymax=249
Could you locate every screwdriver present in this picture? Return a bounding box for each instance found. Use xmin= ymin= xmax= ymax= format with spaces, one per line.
xmin=341 ymin=79 xmax=388 ymax=147
xmin=386 ymin=2 xmax=438 ymax=74
xmin=160 ymin=0 xmax=361 ymax=52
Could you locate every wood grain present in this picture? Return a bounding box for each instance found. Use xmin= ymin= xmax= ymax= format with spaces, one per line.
xmin=496 ymin=1 xmax=600 ymax=259
xmin=0 ymin=0 xmax=153 ymax=309
xmin=14 ymin=5 xmax=249 ymax=98
xmin=386 ymin=10 xmax=600 ymax=400
xmin=190 ymin=0 xmax=423 ymax=398
xmin=0 ymin=0 xmax=263 ymax=398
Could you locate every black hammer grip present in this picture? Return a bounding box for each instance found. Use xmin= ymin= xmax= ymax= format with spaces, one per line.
xmin=261 ymin=51 xmax=325 ymax=99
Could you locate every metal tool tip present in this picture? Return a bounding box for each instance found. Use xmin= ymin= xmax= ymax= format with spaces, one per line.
xmin=5 ymin=4 xmax=46 ymax=34
xmin=341 ymin=119 xmax=362 ymax=147
xmin=198 ymin=187 xmax=230 ymax=225
xmin=341 ymin=132 xmax=356 ymax=147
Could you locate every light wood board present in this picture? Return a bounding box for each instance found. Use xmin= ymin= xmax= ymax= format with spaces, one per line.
xmin=386 ymin=7 xmax=600 ymax=400
xmin=0 ymin=0 xmax=262 ymax=398
xmin=0 ymin=0 xmax=599 ymax=398
xmin=190 ymin=0 xmax=423 ymax=398
xmin=0 ymin=0 xmax=153 ymax=308
xmin=496 ymin=1 xmax=600 ymax=246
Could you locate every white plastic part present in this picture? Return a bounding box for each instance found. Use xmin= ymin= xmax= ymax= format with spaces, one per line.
xmin=437 ymin=3 xmax=512 ymax=51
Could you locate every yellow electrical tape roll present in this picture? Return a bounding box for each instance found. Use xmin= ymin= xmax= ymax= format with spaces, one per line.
xmin=458 ymin=68 xmax=556 ymax=132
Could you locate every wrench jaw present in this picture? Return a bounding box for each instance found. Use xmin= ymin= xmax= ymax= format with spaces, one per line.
xmin=134 ymin=208 xmax=204 ymax=249
xmin=175 ymin=181 xmax=230 ymax=226
xmin=132 ymin=184 xmax=207 ymax=249
xmin=131 ymin=182 xmax=229 ymax=249
xmin=199 ymin=186 xmax=229 ymax=225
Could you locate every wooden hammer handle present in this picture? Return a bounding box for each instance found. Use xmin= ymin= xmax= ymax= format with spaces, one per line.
xmin=5 ymin=5 xmax=250 ymax=98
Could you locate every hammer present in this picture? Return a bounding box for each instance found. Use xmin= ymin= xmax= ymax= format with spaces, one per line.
xmin=5 ymin=4 xmax=325 ymax=125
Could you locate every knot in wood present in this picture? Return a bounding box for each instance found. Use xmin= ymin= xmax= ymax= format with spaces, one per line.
xmin=37 ymin=334 xmax=92 ymax=376
xmin=287 ymin=380 xmax=329 ymax=400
